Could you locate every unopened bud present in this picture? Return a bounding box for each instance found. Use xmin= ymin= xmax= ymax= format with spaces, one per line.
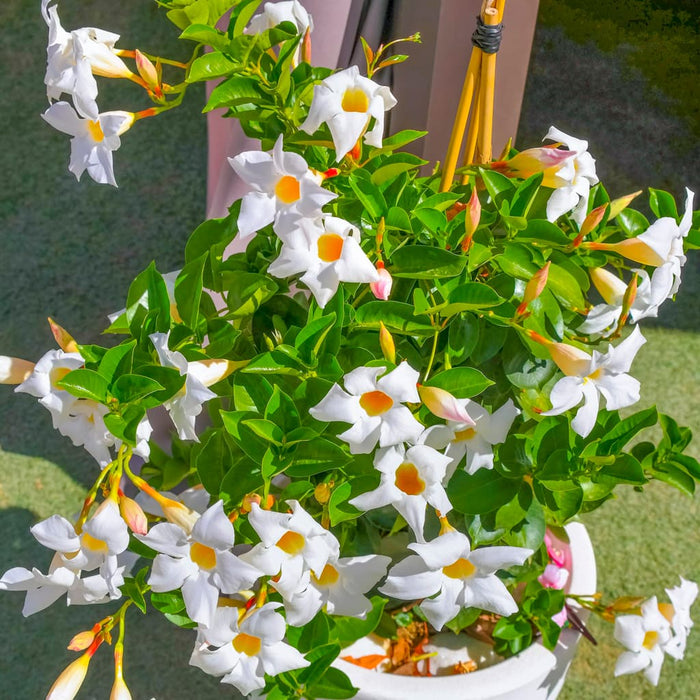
xmin=134 ymin=50 xmax=159 ymax=89
xmin=370 ymin=263 xmax=392 ymax=301
xmin=119 ymin=496 xmax=148 ymax=535
xmin=590 ymin=267 xmax=626 ymax=306
xmin=46 ymin=648 xmax=94 ymax=700
xmin=516 ymin=261 xmax=550 ymax=316
xmin=67 ymin=628 xmax=97 ymax=652
xmin=527 ymin=330 xmax=591 ymax=377
xmin=48 ymin=318 xmax=79 ymax=353
xmin=110 ymin=674 xmax=132 ymax=700
xmin=608 ymin=190 xmax=642 ymax=221
xmin=491 ymin=147 xmax=573 ymax=188
xmin=301 ymin=26 xmax=312 ymax=64
xmin=241 ymin=493 xmax=263 ymax=514
xmin=418 ymin=384 xmax=475 ymax=425
xmin=378 ymin=322 xmax=396 ymax=364
xmin=0 ymin=355 xmax=35 ymax=384
xmin=159 ymin=497 xmax=199 ymax=533
xmin=314 ymin=482 xmax=332 ymax=505
xmin=461 ymin=187 xmax=481 ymax=253
xmin=617 ymin=274 xmax=638 ymax=329
xmin=573 ymin=204 xmax=607 ymax=247
xmin=588 ymin=238 xmax=665 ymax=267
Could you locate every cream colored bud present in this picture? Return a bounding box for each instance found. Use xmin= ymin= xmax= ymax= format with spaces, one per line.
xmin=134 ymin=50 xmax=158 ymax=88
xmin=378 ymin=322 xmax=396 ymax=364
xmin=119 ymin=496 xmax=148 ymax=535
xmin=46 ymin=653 xmax=91 ymax=700
xmin=590 ymin=267 xmax=626 ymax=306
xmin=67 ymin=630 xmax=95 ymax=652
xmin=48 ymin=318 xmax=79 ymax=353
xmin=0 ymin=355 xmax=35 ymax=384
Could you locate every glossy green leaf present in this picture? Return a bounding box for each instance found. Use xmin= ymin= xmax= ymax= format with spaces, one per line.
xmin=286 ymin=439 xmax=351 ymax=477
xmin=425 ymin=367 xmax=494 ymax=398
xmin=112 ymin=374 xmax=164 ymax=404
xmin=56 ymin=369 xmax=109 ymax=402
xmin=390 ymin=246 xmax=465 ymax=279
xmin=447 ymin=470 xmax=519 ymax=515
xmin=598 ymin=406 xmax=658 ymax=455
xmin=354 ymin=301 xmax=434 ymax=336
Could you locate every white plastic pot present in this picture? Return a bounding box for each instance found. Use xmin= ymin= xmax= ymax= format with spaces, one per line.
xmin=329 ymin=522 xmax=597 ymax=700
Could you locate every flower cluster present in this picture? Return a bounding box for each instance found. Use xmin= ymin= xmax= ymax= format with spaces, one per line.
xmin=1 ymin=1 xmax=698 ymax=697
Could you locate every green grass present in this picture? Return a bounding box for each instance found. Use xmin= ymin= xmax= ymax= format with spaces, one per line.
xmin=0 ymin=0 xmax=698 ymax=698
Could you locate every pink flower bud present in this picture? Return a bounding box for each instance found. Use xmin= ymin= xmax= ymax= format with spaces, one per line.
xmin=370 ymin=263 xmax=392 ymax=300
xmin=48 ymin=317 xmax=79 ymax=353
xmin=67 ymin=629 xmax=97 ymax=652
xmin=418 ymin=385 xmax=475 ymax=425
xmin=552 ymin=607 xmax=568 ymax=627
xmin=538 ymin=563 xmax=569 ymax=590
xmin=516 ymin=261 xmax=550 ymax=316
xmin=119 ymin=496 xmax=148 ymax=535
xmin=134 ymin=50 xmax=159 ymax=89
xmin=491 ymin=146 xmax=573 ymax=188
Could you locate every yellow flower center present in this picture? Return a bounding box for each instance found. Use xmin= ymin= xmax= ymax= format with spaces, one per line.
xmin=276 ymin=530 xmax=305 ymax=555
xmin=81 ymin=532 xmax=109 ymax=554
xmin=586 ymin=368 xmax=603 ymax=381
xmin=312 ymin=564 xmax=340 ymax=587
xmin=317 ymin=233 xmax=345 ymax=262
xmin=49 ymin=366 xmax=73 ymax=389
xmin=394 ymin=462 xmax=426 ymax=496
xmin=454 ymin=427 xmax=477 ymax=442
xmin=442 ymin=557 xmax=477 ymax=580
xmin=190 ymin=542 xmax=217 ymax=570
xmin=642 ymin=630 xmax=659 ymax=650
xmin=341 ymin=87 xmax=369 ymax=113
xmin=274 ymin=175 xmax=301 ymax=204
xmin=87 ymin=119 xmax=105 ymax=143
xmin=232 ymin=633 xmax=262 ymax=657
xmin=359 ymin=390 xmax=393 ymax=416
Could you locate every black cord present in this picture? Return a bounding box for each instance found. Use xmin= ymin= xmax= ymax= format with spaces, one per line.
xmin=471 ymin=15 xmax=504 ymax=54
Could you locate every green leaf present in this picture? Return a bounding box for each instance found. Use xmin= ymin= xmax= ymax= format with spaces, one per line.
xmin=175 ymin=254 xmax=206 ymax=329
xmin=510 ymin=173 xmax=543 ymax=217
xmin=445 ymin=607 xmax=481 ymax=634
xmin=220 ymin=410 xmax=268 ymax=461
xmin=265 ymin=386 xmax=301 ymax=434
xmin=517 ymin=219 xmax=571 ymax=246
xmin=434 ymin=282 xmax=503 ymax=316
xmin=600 ymin=453 xmax=647 ymax=484
xmin=385 ymin=206 xmax=412 ymax=232
xmin=447 ymin=470 xmax=519 ymax=515
xmin=195 ymin=430 xmax=232 ymax=494
xmin=187 ymin=51 xmax=239 ymax=82
xmin=480 ymin=168 xmax=516 ymax=204
xmin=97 ymin=341 xmax=135 ymax=383
xmin=649 ymin=188 xmax=679 ymax=220
xmin=295 ymin=313 xmax=337 ymax=362
xmin=112 ymin=374 xmax=164 ymax=404
xmin=242 ymin=350 xmax=303 ymax=376
xmin=617 ymin=209 xmax=650 ymax=237
xmin=286 ymin=439 xmax=351 ymax=477
xmin=328 ymin=482 xmax=361 ymax=525
xmin=447 ymin=313 xmax=479 ymax=364
xmin=56 ymin=369 xmax=109 ymax=402
xmin=179 ymin=23 xmax=230 ymax=50
xmin=348 ymin=176 xmax=387 ymax=219
xmin=390 ymin=246 xmax=465 ymax=279
xmin=243 ymin=418 xmax=284 ymax=444
xmin=219 ymin=456 xmax=262 ymax=506
xmin=333 ymin=596 xmax=386 ymax=646
xmin=233 ymin=373 xmax=274 ymax=413
xmin=297 ymin=643 xmax=341 ymax=688
xmin=372 ymin=129 xmax=427 ymax=153
xmin=413 ymin=208 xmax=447 ymax=234
xmin=370 ymin=155 xmax=425 ymax=187
xmin=204 ymin=75 xmax=262 ymax=112
xmin=354 ymin=301 xmax=434 ymax=336
xmin=225 ymin=272 xmax=278 ymax=317
xmin=503 ymin=340 xmax=556 ymax=389
xmin=305 ymin=667 xmax=357 ymax=700
xmin=547 ymin=263 xmax=586 ymax=309
xmin=598 ymin=406 xmax=658 ymax=455
xmin=667 ymin=453 xmax=700 ymax=480
xmin=652 ymin=463 xmax=695 ymax=496
xmin=232 ymin=0 xmax=265 ymax=35
xmin=425 ymin=367 xmax=494 ymax=398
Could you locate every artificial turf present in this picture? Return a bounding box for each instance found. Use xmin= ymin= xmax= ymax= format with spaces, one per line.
xmin=0 ymin=1 xmax=697 ymax=698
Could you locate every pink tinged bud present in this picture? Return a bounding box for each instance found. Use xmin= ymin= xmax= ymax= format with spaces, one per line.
xmin=590 ymin=267 xmax=626 ymax=306
xmin=573 ymin=204 xmax=608 ymax=247
xmin=552 ymin=607 xmax=568 ymax=627
xmin=492 ymin=147 xmax=573 ymax=187
xmin=608 ymin=190 xmax=643 ymax=221
xmin=618 ymin=275 xmax=638 ymax=327
xmin=538 ymin=563 xmax=569 ymax=590
xmin=119 ymin=496 xmax=148 ymax=535
xmin=527 ymin=331 xmax=591 ymax=376
xmin=48 ymin=317 xmax=79 ymax=353
xmin=370 ymin=265 xmax=392 ymax=300
xmin=301 ymin=26 xmax=312 ymax=64
xmin=418 ymin=385 xmax=475 ymax=425
xmin=0 ymin=355 xmax=35 ymax=384
xmin=67 ymin=629 xmax=97 ymax=652
xmin=134 ymin=50 xmax=159 ymax=89
xmin=465 ymin=187 xmax=481 ymax=239
xmin=378 ymin=322 xmax=396 ymax=365
xmin=46 ymin=653 xmax=92 ymax=700
xmin=516 ymin=261 xmax=551 ymax=315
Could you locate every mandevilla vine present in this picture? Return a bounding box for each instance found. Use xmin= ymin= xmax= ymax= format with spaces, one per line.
xmin=1 ymin=1 xmax=698 ymax=698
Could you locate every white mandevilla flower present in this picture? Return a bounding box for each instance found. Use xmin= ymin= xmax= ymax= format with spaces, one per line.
xmin=283 ymin=554 xmax=391 ymax=626
xmin=240 ymin=500 xmax=339 ymax=600
xmin=190 ymin=603 xmax=309 ymax=695
xmin=301 ymin=65 xmax=397 ymax=160
xmin=423 ymin=397 xmax=520 ymax=476
xmin=380 ymin=530 xmax=532 ymax=631
xmin=268 ymin=215 xmax=379 ymax=308
xmin=544 ymin=126 xmax=599 ymax=226
xmin=228 ymin=135 xmax=336 ymax=245
xmin=137 ymin=500 xmax=262 ymax=628
xmin=42 ymin=101 xmax=134 ymax=186
xmin=660 ymin=577 xmax=698 ymax=660
xmin=150 ymin=332 xmax=231 ymax=442
xmin=0 ymin=565 xmax=113 ymax=616
xmin=614 ymin=596 xmax=672 ymax=686
xmin=246 ymin=1 xmax=313 ymax=37
xmin=310 ymin=362 xmax=424 ymax=454
xmin=540 ymin=326 xmax=646 ymax=438
xmin=349 ymin=444 xmax=453 ymax=541
xmin=41 ymin=1 xmax=132 ymax=117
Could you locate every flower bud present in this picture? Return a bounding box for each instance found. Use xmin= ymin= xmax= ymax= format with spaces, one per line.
xmin=47 ymin=318 xmax=79 ymax=353
xmin=608 ymin=190 xmax=642 ymax=221
xmin=370 ymin=263 xmax=392 ymax=300
xmin=134 ymin=50 xmax=159 ymax=89
xmin=378 ymin=322 xmax=396 ymax=364
xmin=573 ymin=204 xmax=607 ymax=247
xmin=314 ymin=482 xmax=332 ymax=505
xmin=110 ymin=675 xmax=132 ymax=700
xmin=46 ymin=652 xmax=92 ymax=700
xmin=491 ymin=146 xmax=573 ymax=188
xmin=418 ymin=385 xmax=475 ymax=425
xmin=301 ymin=26 xmax=312 ymax=64
xmin=617 ymin=274 xmax=638 ymax=328
xmin=158 ymin=496 xmax=199 ymax=533
xmin=590 ymin=267 xmax=626 ymax=306
xmin=0 ymin=355 xmax=35 ymax=384
xmin=119 ymin=496 xmax=148 ymax=535
xmin=587 ymin=238 xmax=665 ymax=267
xmin=67 ymin=629 xmax=96 ymax=652
xmin=460 ymin=187 xmax=482 ymax=252
xmin=527 ymin=330 xmax=591 ymax=376
xmin=538 ymin=563 xmax=569 ymax=590
xmin=516 ymin=261 xmax=550 ymax=316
